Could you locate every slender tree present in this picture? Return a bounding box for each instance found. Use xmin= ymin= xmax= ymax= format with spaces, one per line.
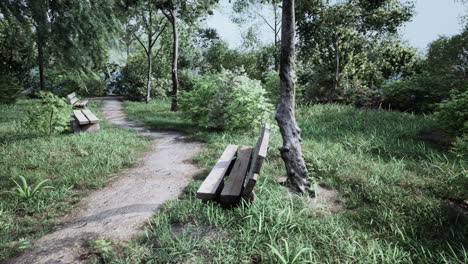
xmin=276 ymin=0 xmax=310 ymax=192
xmin=133 ymin=1 xmax=167 ymax=104
xmin=231 ymin=0 xmax=282 ymax=70
xmin=158 ymin=0 xmax=218 ymax=111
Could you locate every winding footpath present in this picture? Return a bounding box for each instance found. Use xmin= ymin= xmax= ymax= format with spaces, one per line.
xmin=7 ymin=97 xmax=203 ymax=264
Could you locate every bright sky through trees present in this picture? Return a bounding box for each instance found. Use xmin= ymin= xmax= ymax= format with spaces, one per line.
xmin=206 ymin=0 xmax=467 ymax=51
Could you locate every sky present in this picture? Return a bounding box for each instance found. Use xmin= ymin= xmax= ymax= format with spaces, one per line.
xmin=205 ymin=0 xmax=467 ymax=52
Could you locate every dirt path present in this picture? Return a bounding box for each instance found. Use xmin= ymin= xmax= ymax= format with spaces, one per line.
xmin=7 ymin=97 xmax=204 ymax=264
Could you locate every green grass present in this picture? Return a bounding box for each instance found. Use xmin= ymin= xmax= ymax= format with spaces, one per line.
xmin=109 ymin=100 xmax=465 ymax=263
xmin=0 ymin=100 xmax=150 ymax=260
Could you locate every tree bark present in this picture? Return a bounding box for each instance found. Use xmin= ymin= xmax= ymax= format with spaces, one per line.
xmin=37 ymin=34 xmax=46 ymax=91
xmin=275 ymin=0 xmax=310 ymax=193
xmin=170 ymin=9 xmax=179 ymax=112
xmin=332 ymin=34 xmax=340 ymax=96
xmin=146 ymin=8 xmax=153 ymax=104
xmin=31 ymin=0 xmax=48 ymax=91
xmin=273 ymin=2 xmax=280 ymax=72
xmin=146 ymin=36 xmax=152 ymax=104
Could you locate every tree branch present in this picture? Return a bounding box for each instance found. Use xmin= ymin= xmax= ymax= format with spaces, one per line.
xmin=257 ymin=12 xmax=276 ymax=32
xmin=150 ymin=22 xmax=167 ymax=48
xmin=134 ymin=33 xmax=149 ymax=55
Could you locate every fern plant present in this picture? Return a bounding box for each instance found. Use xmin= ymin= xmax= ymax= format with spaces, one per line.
xmin=267 ymin=239 xmax=310 ymax=264
xmin=5 ymin=176 xmax=52 ymax=200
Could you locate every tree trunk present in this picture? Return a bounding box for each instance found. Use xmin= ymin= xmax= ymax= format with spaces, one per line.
xmin=273 ymin=3 xmax=280 ymax=72
xmin=37 ymin=35 xmax=46 ymax=91
xmin=146 ymin=47 xmax=152 ymax=104
xmin=145 ymin=10 xmax=153 ymax=104
xmin=275 ymin=0 xmax=310 ymax=193
xmin=332 ymin=34 xmax=340 ymax=97
xmin=170 ymin=10 xmax=179 ymax=112
xmin=32 ymin=0 xmax=48 ymax=91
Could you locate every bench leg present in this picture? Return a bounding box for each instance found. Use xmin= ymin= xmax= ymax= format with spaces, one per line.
xmin=71 ymin=120 xmax=81 ymax=134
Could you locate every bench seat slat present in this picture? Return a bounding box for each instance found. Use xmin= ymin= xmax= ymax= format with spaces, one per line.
xmin=196 ymin=144 xmax=238 ymax=200
xmin=82 ymin=109 xmax=99 ymax=124
xmin=220 ymin=146 xmax=253 ymax=204
xmin=73 ymin=110 xmax=90 ymax=125
xmin=67 ymin=92 xmax=76 ymax=99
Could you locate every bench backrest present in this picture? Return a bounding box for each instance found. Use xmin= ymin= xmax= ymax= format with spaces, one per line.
xmin=242 ymin=124 xmax=270 ymax=198
xmin=67 ymin=92 xmax=76 ymax=99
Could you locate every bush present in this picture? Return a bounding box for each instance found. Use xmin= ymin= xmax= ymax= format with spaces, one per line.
xmin=180 ymin=71 xmax=273 ymax=131
xmin=24 ymin=92 xmax=71 ymax=135
xmin=0 ymin=73 xmax=22 ymax=104
xmin=382 ymin=72 xmax=467 ymax=113
xmin=434 ymin=90 xmax=468 ymax=136
xmin=434 ymin=90 xmax=468 ymax=157
xmin=113 ymin=53 xmax=168 ymax=101
xmin=337 ymin=84 xmax=384 ymax=108
xmin=263 ymin=71 xmax=280 ymax=105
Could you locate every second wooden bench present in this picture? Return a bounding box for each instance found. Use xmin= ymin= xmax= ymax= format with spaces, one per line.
xmin=71 ymin=109 xmax=100 ymax=133
xmin=196 ymin=124 xmax=270 ymax=205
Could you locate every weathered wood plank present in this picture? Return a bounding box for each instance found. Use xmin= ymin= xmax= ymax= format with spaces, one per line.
xmin=67 ymin=92 xmax=76 ymax=99
xmin=73 ymin=110 xmax=90 ymax=125
xmin=242 ymin=124 xmax=270 ymax=198
xmin=242 ymin=173 xmax=258 ymax=201
xmin=82 ymin=109 xmax=99 ymax=124
xmin=79 ymin=100 xmax=88 ymax=107
xmin=70 ymin=98 xmax=78 ymax=105
xmin=196 ymin=145 xmax=238 ymax=200
xmin=220 ymin=146 xmax=253 ymax=204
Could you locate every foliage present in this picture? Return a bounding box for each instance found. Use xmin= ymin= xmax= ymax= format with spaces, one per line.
xmin=338 ymin=83 xmax=384 ymax=108
xmin=296 ymin=0 xmax=417 ymax=102
xmin=23 ymin=92 xmax=71 ymax=135
xmin=434 ymin=90 xmax=468 ymax=136
xmin=0 ymin=18 xmax=35 ymax=84
xmin=5 ymin=176 xmax=52 ymax=200
xmin=425 ymin=27 xmax=467 ymax=78
xmin=180 ymin=71 xmax=273 ymax=131
xmin=113 ymin=52 xmax=169 ymax=101
xmin=0 ymin=72 xmax=22 ymax=104
xmin=202 ymin=40 xmax=276 ymax=81
xmin=0 ymin=100 xmax=149 ymax=260
xmin=0 ymin=0 xmax=120 ymax=92
xmin=119 ymin=100 xmax=467 ymax=263
xmin=263 ymin=71 xmax=280 ymax=104
xmin=383 ymin=72 xmax=467 ymax=113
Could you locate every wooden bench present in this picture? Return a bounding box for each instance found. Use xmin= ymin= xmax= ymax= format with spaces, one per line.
xmin=71 ymin=109 xmax=100 ymax=133
xmin=67 ymin=92 xmax=88 ymax=108
xmin=196 ymin=124 xmax=270 ymax=205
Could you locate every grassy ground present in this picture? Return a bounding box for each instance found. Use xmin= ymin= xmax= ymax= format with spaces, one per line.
xmin=0 ymin=100 xmax=150 ymax=260
xmin=112 ymin=100 xmax=468 ymax=263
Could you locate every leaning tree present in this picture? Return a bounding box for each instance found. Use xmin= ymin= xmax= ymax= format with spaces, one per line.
xmin=275 ymin=0 xmax=310 ymax=192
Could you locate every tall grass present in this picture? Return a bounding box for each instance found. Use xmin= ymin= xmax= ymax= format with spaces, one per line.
xmin=106 ymin=100 xmax=468 ymax=263
xmin=0 ymin=100 xmax=150 ymax=260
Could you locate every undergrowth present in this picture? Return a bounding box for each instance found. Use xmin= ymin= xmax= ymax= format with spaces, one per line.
xmin=110 ymin=100 xmax=466 ymax=263
xmin=0 ymin=100 xmax=150 ymax=260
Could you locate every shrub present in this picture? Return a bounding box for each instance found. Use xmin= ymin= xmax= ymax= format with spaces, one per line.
xmin=263 ymin=71 xmax=280 ymax=105
xmin=0 ymin=73 xmax=22 ymax=104
xmin=338 ymin=84 xmax=384 ymax=109
xmin=434 ymin=90 xmax=468 ymax=157
xmin=24 ymin=92 xmax=71 ymax=135
xmin=434 ymin=90 xmax=468 ymax=136
xmin=382 ymin=72 xmax=467 ymax=113
xmin=113 ymin=53 xmax=168 ymax=101
xmin=180 ymin=71 xmax=273 ymax=131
